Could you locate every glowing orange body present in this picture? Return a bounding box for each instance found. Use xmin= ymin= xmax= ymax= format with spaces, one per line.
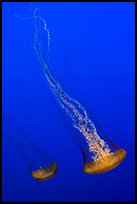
xmin=84 ymin=149 xmax=126 ymax=174
xmin=31 ymin=162 xmax=57 ymax=180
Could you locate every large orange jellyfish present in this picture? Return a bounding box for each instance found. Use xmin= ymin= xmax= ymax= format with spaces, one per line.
xmin=21 ymin=8 xmax=126 ymax=174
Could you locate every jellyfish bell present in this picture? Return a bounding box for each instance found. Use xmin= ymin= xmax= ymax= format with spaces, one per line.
xmin=83 ymin=148 xmax=126 ymax=174
xmin=31 ymin=162 xmax=57 ymax=180
xmin=70 ymin=124 xmax=126 ymax=174
xmin=79 ymin=122 xmax=127 ymax=174
xmin=3 ymin=118 xmax=57 ymax=181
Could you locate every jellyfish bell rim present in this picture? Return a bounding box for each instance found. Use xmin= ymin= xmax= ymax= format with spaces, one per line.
xmin=83 ymin=149 xmax=126 ymax=174
xmin=31 ymin=162 xmax=57 ymax=181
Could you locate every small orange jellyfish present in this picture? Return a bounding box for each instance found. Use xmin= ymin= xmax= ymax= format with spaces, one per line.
xmin=3 ymin=118 xmax=57 ymax=180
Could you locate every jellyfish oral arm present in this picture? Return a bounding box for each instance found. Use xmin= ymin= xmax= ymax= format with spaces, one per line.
xmin=33 ymin=16 xmax=111 ymax=163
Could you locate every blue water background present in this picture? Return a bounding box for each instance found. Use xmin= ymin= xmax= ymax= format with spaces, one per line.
xmin=2 ymin=2 xmax=135 ymax=202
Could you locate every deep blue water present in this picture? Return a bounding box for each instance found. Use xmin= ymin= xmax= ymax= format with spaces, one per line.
xmin=2 ymin=2 xmax=135 ymax=202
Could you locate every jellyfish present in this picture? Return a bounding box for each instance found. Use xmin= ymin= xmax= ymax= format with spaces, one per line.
xmin=31 ymin=9 xmax=127 ymax=174
xmin=21 ymin=7 xmax=126 ymax=174
xmin=3 ymin=118 xmax=57 ymax=180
